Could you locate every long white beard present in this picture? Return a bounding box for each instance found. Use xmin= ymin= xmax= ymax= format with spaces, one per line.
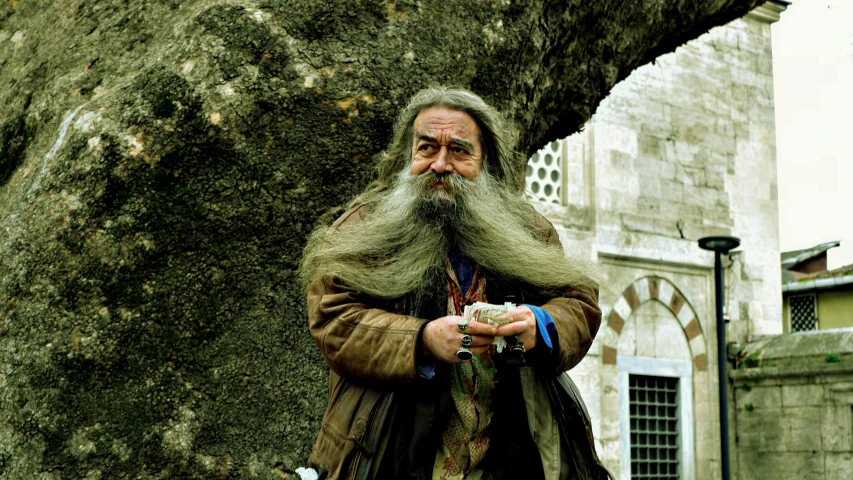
xmin=299 ymin=169 xmax=598 ymax=298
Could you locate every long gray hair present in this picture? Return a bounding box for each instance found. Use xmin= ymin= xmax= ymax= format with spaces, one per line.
xmin=350 ymin=86 xmax=526 ymax=207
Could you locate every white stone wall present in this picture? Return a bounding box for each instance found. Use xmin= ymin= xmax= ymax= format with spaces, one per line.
xmin=528 ymin=4 xmax=786 ymax=478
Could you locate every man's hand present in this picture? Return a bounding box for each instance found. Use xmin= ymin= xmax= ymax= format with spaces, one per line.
xmin=422 ymin=315 xmax=497 ymax=363
xmin=494 ymin=306 xmax=537 ymax=351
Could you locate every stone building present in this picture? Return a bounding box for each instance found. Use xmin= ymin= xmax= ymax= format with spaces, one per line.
xmin=525 ymin=2 xmax=789 ymax=478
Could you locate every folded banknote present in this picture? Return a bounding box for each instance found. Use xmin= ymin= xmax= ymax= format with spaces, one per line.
xmin=462 ymin=301 xmax=517 ymax=352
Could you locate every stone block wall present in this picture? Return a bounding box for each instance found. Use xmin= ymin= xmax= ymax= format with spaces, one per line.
xmin=583 ymin=9 xmax=783 ymax=342
xmin=528 ymin=3 xmax=788 ymax=478
xmin=731 ymin=329 xmax=853 ymax=479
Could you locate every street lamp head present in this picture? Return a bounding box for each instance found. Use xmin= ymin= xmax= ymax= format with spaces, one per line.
xmin=698 ymin=236 xmax=741 ymax=253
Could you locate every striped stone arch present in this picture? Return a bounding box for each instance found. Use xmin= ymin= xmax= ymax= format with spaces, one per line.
xmin=601 ymin=275 xmax=707 ymax=371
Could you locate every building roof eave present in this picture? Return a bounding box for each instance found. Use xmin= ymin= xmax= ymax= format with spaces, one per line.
xmin=780 ymin=240 xmax=841 ymax=270
xmin=782 ymin=274 xmax=853 ymax=293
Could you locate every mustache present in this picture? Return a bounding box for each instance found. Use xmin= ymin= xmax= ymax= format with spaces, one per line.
xmin=412 ymin=171 xmax=476 ymax=195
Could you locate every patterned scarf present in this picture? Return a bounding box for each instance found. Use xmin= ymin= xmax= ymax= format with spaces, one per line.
xmin=435 ymin=257 xmax=498 ymax=479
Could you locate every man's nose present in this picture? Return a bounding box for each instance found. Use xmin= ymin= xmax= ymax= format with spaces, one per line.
xmin=430 ymin=147 xmax=452 ymax=174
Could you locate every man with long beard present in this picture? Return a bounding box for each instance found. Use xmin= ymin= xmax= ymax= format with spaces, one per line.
xmin=300 ymin=87 xmax=610 ymax=480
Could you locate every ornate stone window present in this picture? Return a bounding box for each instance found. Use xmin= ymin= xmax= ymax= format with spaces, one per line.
xmin=525 ymin=139 xmax=564 ymax=205
xmin=524 ymin=131 xmax=595 ymax=231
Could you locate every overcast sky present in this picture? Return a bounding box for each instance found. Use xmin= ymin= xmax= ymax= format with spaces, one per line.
xmin=773 ymin=0 xmax=853 ymax=269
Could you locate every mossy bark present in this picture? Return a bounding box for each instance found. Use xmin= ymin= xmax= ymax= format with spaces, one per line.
xmin=0 ymin=0 xmax=762 ymax=477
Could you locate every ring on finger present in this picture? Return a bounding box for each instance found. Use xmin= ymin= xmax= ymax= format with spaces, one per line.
xmin=456 ymin=334 xmax=474 ymax=361
xmin=506 ymin=335 xmax=525 ymax=353
xmin=457 ymin=318 xmax=470 ymax=333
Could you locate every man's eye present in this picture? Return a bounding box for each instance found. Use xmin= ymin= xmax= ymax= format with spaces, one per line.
xmin=419 ymin=144 xmax=433 ymax=152
xmin=452 ymin=147 xmax=466 ymax=154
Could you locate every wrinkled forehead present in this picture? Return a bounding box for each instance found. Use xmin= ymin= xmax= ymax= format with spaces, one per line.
xmin=412 ymin=107 xmax=481 ymax=140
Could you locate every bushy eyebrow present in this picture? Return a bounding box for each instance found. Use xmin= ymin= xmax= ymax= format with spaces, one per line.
xmin=415 ymin=133 xmax=474 ymax=151
xmin=451 ymin=138 xmax=475 ymax=150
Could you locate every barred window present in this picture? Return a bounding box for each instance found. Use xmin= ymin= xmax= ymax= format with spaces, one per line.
xmin=789 ymin=294 xmax=817 ymax=332
xmin=629 ymin=374 xmax=680 ymax=480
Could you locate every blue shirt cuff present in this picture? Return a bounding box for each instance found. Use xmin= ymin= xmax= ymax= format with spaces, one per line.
xmin=524 ymin=304 xmax=555 ymax=352
xmin=418 ymin=359 xmax=436 ymax=380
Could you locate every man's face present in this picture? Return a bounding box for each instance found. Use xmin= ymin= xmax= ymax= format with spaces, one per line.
xmin=409 ymin=106 xmax=483 ymax=189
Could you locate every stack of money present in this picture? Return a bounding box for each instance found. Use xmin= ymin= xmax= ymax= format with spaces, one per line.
xmin=462 ymin=301 xmax=516 ymax=352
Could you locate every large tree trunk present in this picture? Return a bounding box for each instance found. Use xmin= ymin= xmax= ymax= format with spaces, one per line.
xmin=0 ymin=0 xmax=762 ymax=477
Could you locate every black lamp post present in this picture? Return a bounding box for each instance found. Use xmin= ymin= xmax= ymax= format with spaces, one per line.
xmin=698 ymin=235 xmax=740 ymax=480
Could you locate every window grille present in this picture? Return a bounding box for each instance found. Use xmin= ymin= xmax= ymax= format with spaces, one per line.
xmin=526 ymin=140 xmax=563 ymax=204
xmin=629 ymin=374 xmax=680 ymax=480
xmin=789 ymin=295 xmax=817 ymax=332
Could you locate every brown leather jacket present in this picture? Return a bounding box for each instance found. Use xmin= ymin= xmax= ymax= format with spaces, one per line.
xmin=306 ymin=204 xmax=608 ymax=480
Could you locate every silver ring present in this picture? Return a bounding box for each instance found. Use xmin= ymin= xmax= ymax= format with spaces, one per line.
xmin=457 ymin=334 xmax=474 ymax=360
xmin=456 ymin=347 xmax=473 ymax=361
xmin=458 ymin=318 xmax=470 ymax=333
